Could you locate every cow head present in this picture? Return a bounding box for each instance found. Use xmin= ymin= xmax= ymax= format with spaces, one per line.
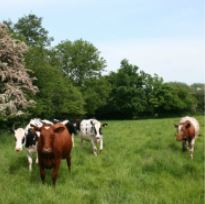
xmin=25 ymin=128 xmax=39 ymax=148
xmin=72 ymin=119 xmax=81 ymax=132
xmin=14 ymin=128 xmax=25 ymax=152
xmin=32 ymin=123 xmax=65 ymax=154
xmin=90 ymin=120 xmax=103 ymax=144
xmin=174 ymin=121 xmax=193 ymax=141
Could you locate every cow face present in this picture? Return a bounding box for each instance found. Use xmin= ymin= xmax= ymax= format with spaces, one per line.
xmin=38 ymin=125 xmax=54 ymax=154
xmin=14 ymin=128 xmax=25 ymax=151
xmin=36 ymin=124 xmax=66 ymax=154
xmin=175 ymin=121 xmax=192 ymax=141
xmin=90 ymin=120 xmax=102 ymax=144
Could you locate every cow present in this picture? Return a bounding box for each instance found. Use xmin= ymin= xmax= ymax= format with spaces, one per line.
xmin=14 ymin=128 xmax=26 ymax=152
xmin=78 ymin=119 xmax=108 ymax=156
xmin=53 ymin=119 xmax=77 ymax=147
xmin=32 ymin=123 xmax=73 ymax=186
xmin=174 ymin=116 xmax=200 ymax=159
xmin=14 ymin=118 xmax=53 ymax=171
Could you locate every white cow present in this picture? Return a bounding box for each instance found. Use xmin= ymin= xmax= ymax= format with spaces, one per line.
xmin=14 ymin=118 xmax=53 ymax=171
xmin=79 ymin=119 xmax=107 ymax=156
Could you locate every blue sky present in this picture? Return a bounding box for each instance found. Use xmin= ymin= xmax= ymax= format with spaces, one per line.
xmin=0 ymin=0 xmax=204 ymax=84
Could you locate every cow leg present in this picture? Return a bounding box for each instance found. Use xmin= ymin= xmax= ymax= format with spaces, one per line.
xmin=80 ymin=135 xmax=83 ymax=146
xmin=35 ymin=152 xmax=39 ymax=164
xmin=66 ymin=155 xmax=71 ymax=171
xmin=52 ymin=160 xmax=61 ymax=186
xmin=72 ymin=134 xmax=75 ymax=148
xmin=188 ymin=139 xmax=195 ymax=160
xmin=39 ymin=166 xmax=46 ymax=184
xmin=35 ymin=157 xmax=39 ymax=164
xmin=27 ymin=153 xmax=33 ymax=171
xmin=99 ymin=137 xmax=103 ymax=152
xmin=182 ymin=140 xmax=187 ymax=152
xmin=91 ymin=139 xmax=97 ymax=156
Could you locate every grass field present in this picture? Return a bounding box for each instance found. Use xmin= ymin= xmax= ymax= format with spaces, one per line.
xmin=0 ymin=116 xmax=204 ymax=204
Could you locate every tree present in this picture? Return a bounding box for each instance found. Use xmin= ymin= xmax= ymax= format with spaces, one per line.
xmin=164 ymin=82 xmax=197 ymax=115
xmin=82 ymin=77 xmax=111 ymax=116
xmin=142 ymin=74 xmax=165 ymax=116
xmin=51 ymin=39 xmax=106 ymax=86
xmin=190 ymin=83 xmax=204 ymax=114
xmin=25 ymin=47 xmax=85 ymax=119
xmin=0 ymin=23 xmax=38 ymax=118
xmin=98 ymin=59 xmax=199 ymax=119
xmin=13 ymin=14 xmax=53 ymax=47
xmin=103 ymin=59 xmax=148 ymax=118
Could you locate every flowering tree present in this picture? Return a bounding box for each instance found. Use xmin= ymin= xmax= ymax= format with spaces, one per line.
xmin=0 ymin=23 xmax=38 ymax=117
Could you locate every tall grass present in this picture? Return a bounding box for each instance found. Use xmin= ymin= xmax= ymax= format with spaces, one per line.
xmin=0 ymin=116 xmax=204 ymax=204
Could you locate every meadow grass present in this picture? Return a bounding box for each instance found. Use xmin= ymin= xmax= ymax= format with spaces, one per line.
xmin=0 ymin=116 xmax=204 ymax=204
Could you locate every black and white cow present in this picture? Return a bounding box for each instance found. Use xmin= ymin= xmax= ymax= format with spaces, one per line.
xmin=14 ymin=118 xmax=53 ymax=171
xmin=53 ymin=119 xmax=77 ymax=147
xmin=78 ymin=119 xmax=107 ymax=156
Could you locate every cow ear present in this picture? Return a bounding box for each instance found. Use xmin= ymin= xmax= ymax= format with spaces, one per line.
xmin=35 ymin=135 xmax=39 ymax=141
xmin=30 ymin=124 xmax=41 ymax=131
xmin=54 ymin=125 xmax=65 ymax=133
xmin=102 ymin=123 xmax=108 ymax=127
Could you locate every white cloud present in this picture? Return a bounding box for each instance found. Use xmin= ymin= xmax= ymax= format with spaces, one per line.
xmin=97 ymin=38 xmax=204 ymax=84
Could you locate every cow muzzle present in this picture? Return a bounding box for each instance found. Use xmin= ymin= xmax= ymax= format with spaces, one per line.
xmin=96 ymin=137 xmax=101 ymax=144
xmin=42 ymin=148 xmax=52 ymax=153
xmin=15 ymin=148 xmax=22 ymax=152
xmin=176 ymin=135 xmax=183 ymax=141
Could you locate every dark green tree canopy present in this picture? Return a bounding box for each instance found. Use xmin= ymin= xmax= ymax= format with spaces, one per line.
xmin=98 ymin=59 xmax=200 ymax=119
xmin=12 ymin=14 xmax=53 ymax=47
xmin=104 ymin=59 xmax=149 ymax=118
xmin=51 ymin=39 xmax=106 ymax=86
xmin=25 ymin=47 xmax=85 ymax=119
xmin=164 ymin=82 xmax=198 ymax=114
xmin=190 ymin=83 xmax=204 ymax=114
xmin=82 ymin=77 xmax=111 ymax=116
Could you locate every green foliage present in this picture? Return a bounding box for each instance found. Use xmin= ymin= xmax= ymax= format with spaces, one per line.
xmin=101 ymin=59 xmax=166 ymax=118
xmin=103 ymin=59 xmax=147 ymax=118
xmin=164 ymin=82 xmax=198 ymax=115
xmin=190 ymin=83 xmax=204 ymax=114
xmin=51 ymin=39 xmax=106 ymax=86
xmin=99 ymin=60 xmax=200 ymax=119
xmin=25 ymin=47 xmax=85 ymax=119
xmin=0 ymin=117 xmax=204 ymax=203
xmin=82 ymin=77 xmax=111 ymax=116
xmin=13 ymin=14 xmax=53 ymax=47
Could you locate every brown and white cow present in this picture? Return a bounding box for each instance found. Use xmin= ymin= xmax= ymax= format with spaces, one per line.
xmin=174 ymin=116 xmax=200 ymax=159
xmin=32 ymin=123 xmax=73 ymax=186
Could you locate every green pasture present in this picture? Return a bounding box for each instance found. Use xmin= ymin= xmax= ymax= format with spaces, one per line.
xmin=0 ymin=116 xmax=204 ymax=204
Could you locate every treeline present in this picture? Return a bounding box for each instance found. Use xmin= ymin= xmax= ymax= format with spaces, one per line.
xmin=0 ymin=14 xmax=204 ymax=125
